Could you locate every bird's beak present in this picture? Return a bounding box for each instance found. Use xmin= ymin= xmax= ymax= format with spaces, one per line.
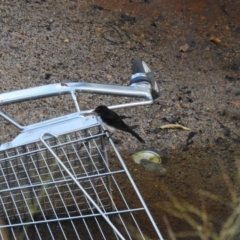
xmin=92 ymin=109 xmax=97 ymax=115
xmin=82 ymin=109 xmax=96 ymax=117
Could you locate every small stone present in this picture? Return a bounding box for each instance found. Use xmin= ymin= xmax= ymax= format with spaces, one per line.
xmin=179 ymin=43 xmax=190 ymax=52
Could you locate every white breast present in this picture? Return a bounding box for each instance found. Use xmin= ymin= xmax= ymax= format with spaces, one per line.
xmin=98 ymin=117 xmax=116 ymax=133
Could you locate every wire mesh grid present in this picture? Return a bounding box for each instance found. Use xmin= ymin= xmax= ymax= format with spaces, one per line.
xmin=0 ymin=122 xmax=162 ymax=240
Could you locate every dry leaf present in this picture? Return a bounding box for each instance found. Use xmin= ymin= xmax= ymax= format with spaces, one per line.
xmin=159 ymin=124 xmax=190 ymax=131
xmin=210 ymin=37 xmax=221 ymax=44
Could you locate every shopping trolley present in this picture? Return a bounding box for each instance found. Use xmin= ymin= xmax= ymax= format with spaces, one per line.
xmin=0 ymin=59 xmax=164 ymax=240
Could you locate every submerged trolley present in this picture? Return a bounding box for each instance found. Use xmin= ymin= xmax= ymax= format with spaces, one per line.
xmin=0 ymin=59 xmax=164 ymax=240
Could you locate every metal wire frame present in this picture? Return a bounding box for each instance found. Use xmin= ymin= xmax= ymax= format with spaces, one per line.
xmin=0 ymin=122 xmax=164 ymax=240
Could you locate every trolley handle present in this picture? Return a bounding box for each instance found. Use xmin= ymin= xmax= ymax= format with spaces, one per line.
xmin=0 ymin=59 xmax=159 ymax=107
xmin=0 ymin=82 xmax=152 ymax=108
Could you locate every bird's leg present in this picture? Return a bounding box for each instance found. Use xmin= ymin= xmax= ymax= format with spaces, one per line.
xmin=103 ymin=130 xmax=122 ymax=144
xmin=103 ymin=130 xmax=115 ymax=139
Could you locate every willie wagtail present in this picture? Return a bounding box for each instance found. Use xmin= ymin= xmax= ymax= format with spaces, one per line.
xmin=93 ymin=105 xmax=145 ymax=143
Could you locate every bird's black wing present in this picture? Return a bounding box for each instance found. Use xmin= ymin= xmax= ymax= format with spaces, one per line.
xmin=100 ymin=108 xmax=145 ymax=143
xmin=100 ymin=109 xmax=134 ymax=132
xmin=110 ymin=115 xmax=145 ymax=143
xmin=100 ymin=109 xmax=123 ymax=126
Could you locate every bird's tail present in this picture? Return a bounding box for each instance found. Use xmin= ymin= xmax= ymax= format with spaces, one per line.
xmin=128 ymin=128 xmax=145 ymax=143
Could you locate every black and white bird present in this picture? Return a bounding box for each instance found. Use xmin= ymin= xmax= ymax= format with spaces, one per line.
xmin=93 ymin=105 xmax=145 ymax=143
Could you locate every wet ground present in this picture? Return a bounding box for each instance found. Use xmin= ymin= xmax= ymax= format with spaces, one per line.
xmin=0 ymin=0 xmax=240 ymax=239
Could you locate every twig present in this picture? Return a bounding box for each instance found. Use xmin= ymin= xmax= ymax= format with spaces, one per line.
xmin=163 ymin=214 xmax=176 ymax=240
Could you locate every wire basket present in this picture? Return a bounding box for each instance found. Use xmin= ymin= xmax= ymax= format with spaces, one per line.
xmin=0 ymin=59 xmax=164 ymax=240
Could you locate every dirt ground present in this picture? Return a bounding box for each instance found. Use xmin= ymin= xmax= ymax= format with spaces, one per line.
xmin=1 ymin=0 xmax=240 ymax=239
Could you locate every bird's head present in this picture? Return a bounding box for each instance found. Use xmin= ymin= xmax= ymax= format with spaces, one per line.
xmin=93 ymin=105 xmax=109 ymax=116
